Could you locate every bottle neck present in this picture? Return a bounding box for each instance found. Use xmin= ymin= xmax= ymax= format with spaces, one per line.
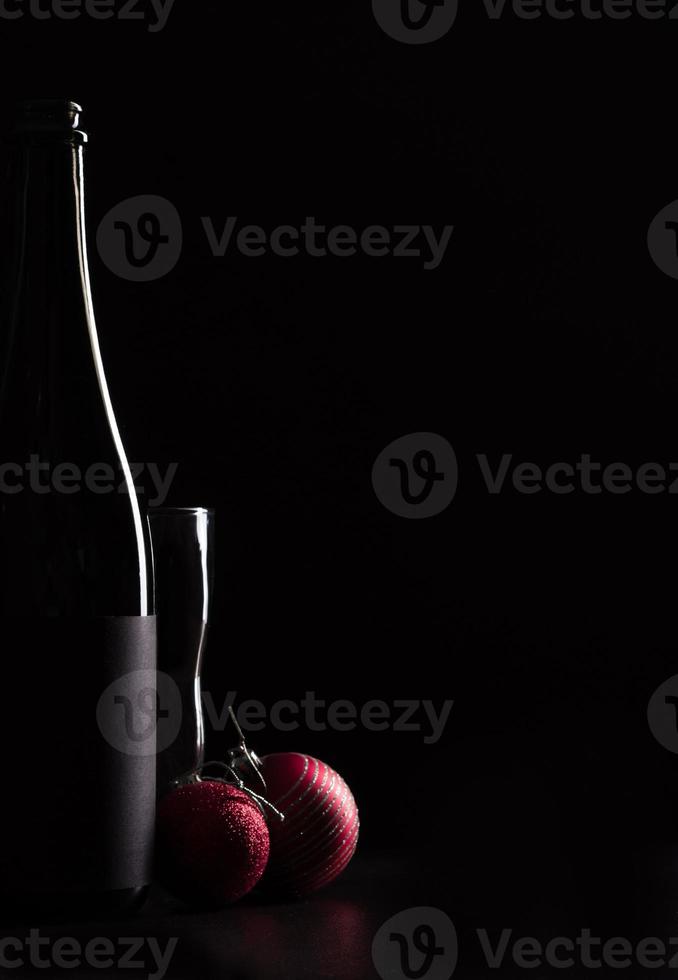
xmin=6 ymin=139 xmax=92 ymax=324
xmin=1 ymin=138 xmax=113 ymax=453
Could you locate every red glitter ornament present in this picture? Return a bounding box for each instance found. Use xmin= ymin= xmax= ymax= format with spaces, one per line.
xmin=156 ymin=780 xmax=270 ymax=907
xmin=259 ymin=753 xmax=359 ymax=897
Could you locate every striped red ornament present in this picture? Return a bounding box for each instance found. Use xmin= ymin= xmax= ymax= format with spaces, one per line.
xmin=260 ymin=753 xmax=359 ymax=897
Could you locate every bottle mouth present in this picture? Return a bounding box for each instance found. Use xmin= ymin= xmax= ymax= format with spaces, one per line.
xmin=12 ymin=100 xmax=88 ymax=144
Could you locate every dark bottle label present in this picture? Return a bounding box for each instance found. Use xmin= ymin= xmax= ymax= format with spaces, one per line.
xmin=0 ymin=617 xmax=157 ymax=896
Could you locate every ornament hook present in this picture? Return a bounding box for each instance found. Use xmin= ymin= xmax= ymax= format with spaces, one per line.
xmin=226 ymin=706 xmax=268 ymax=793
xmin=199 ymin=760 xmax=285 ymax=823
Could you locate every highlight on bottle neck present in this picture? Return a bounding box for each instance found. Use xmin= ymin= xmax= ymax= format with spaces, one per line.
xmin=12 ymin=99 xmax=87 ymax=144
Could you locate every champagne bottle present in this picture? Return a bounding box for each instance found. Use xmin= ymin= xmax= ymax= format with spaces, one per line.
xmin=0 ymin=101 xmax=156 ymax=918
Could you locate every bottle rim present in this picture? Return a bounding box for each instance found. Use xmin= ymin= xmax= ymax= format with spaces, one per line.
xmin=11 ymin=99 xmax=87 ymax=144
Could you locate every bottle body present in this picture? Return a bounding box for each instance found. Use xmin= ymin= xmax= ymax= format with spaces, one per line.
xmin=0 ymin=102 xmax=156 ymax=918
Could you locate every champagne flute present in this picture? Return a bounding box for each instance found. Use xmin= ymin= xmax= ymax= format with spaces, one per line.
xmin=149 ymin=507 xmax=215 ymax=796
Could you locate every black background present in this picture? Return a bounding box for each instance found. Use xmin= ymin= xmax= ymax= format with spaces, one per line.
xmin=2 ymin=0 xmax=678 ymax=974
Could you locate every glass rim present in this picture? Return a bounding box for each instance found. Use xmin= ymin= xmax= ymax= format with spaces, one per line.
xmin=149 ymin=506 xmax=215 ymax=518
